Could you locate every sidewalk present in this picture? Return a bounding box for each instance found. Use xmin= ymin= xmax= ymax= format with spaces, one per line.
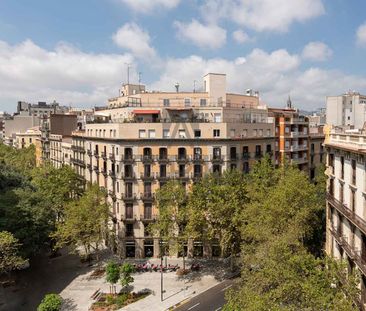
xmin=60 ymin=257 xmax=230 ymax=311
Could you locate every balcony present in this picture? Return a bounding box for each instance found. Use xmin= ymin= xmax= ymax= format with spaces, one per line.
xmin=291 ymin=156 xmax=308 ymax=165
xmin=121 ymin=193 xmax=137 ymax=202
xmin=94 ymin=151 xmax=99 ymax=158
xmin=254 ymin=152 xmax=263 ymax=159
xmin=71 ymin=158 xmax=86 ymax=168
xmin=93 ymin=165 xmax=99 ymax=173
xmin=101 ymin=168 xmax=108 ymax=176
xmin=176 ymin=155 xmax=190 ymax=164
xmin=290 ymin=131 xmax=308 ymax=138
xmin=192 ymin=154 xmax=205 ymax=163
xmin=140 ymin=172 xmax=155 ymax=181
xmin=140 ymin=213 xmax=157 ymax=222
xmin=109 ymin=170 xmax=116 ymax=179
xmin=157 ymin=173 xmax=170 ymax=181
xmin=109 ymin=153 xmax=115 ymax=161
xmin=141 ymin=155 xmax=154 ymax=164
xmin=327 ymin=193 xmax=366 ymax=235
xmin=210 ymin=155 xmax=223 ymax=163
xmin=101 ymin=151 xmax=107 ymax=160
xmin=329 ymin=227 xmax=366 ymax=276
xmin=86 ymin=163 xmax=92 ymax=170
xmin=242 ymin=153 xmax=250 ymax=160
xmin=120 ymin=155 xmax=135 ymax=164
xmin=121 ymin=214 xmax=136 ymax=222
xmin=290 ymin=144 xmax=307 ymax=152
xmin=229 ymin=154 xmax=239 ymax=161
xmin=87 ymin=150 xmax=92 ymax=156
xmin=140 ymin=192 xmax=155 ymax=201
xmin=158 ymin=156 xmax=169 ymax=163
xmin=108 ymin=190 xmax=116 ymax=201
xmin=122 ymin=173 xmax=136 ymax=181
xmin=71 ymin=145 xmax=85 ymax=153
xmin=174 ymin=173 xmax=190 ymax=180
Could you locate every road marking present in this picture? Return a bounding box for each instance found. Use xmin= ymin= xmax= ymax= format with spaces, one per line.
xmin=187 ymin=302 xmax=200 ymax=310
xmin=214 ymin=307 xmax=222 ymax=311
xmin=221 ymin=285 xmax=232 ymax=292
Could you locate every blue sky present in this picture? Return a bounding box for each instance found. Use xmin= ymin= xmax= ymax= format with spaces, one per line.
xmin=0 ymin=0 xmax=366 ymax=112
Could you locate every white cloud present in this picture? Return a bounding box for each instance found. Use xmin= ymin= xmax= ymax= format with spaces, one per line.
xmin=232 ymin=29 xmax=250 ymax=44
xmin=0 ymin=40 xmax=135 ymax=111
xmin=302 ymin=41 xmax=333 ymax=61
xmin=112 ymin=23 xmax=156 ymax=60
xmin=150 ymin=49 xmax=366 ymax=110
xmin=356 ymin=22 xmax=366 ymax=47
xmin=201 ymin=0 xmax=325 ymax=32
xmin=174 ymin=19 xmax=227 ymax=49
xmin=118 ymin=0 xmax=180 ymax=13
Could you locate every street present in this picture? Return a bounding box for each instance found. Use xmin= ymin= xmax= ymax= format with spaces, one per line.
xmin=174 ymin=278 xmax=237 ymax=311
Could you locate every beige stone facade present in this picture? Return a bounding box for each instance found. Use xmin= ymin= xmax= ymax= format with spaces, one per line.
xmin=325 ymin=130 xmax=366 ymax=307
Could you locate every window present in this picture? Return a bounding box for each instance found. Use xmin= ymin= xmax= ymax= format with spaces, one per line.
xmin=253 ymin=130 xmax=257 ymax=137
xmin=213 ymin=147 xmax=221 ymax=159
xmin=126 ymin=223 xmax=134 ymax=237
xmin=243 ymin=162 xmax=249 ymax=174
xmin=179 ymin=164 xmax=185 ymax=177
xmin=148 ymin=130 xmax=156 ymax=138
xmin=194 ymin=147 xmax=202 ymax=160
xmin=341 ymin=156 xmax=344 ymax=179
xmin=194 ymin=130 xmax=201 ymax=138
xmin=184 ymin=98 xmax=191 ymax=107
xmin=259 ymin=129 xmax=263 ymax=137
xmin=255 ymin=145 xmax=262 ymax=157
xmin=230 ymin=129 xmax=235 ymax=137
xmin=163 ymin=99 xmax=170 ymax=106
xmin=124 ymin=204 xmax=133 ymax=219
xmin=352 ymin=159 xmax=356 ymax=185
xmin=160 ymin=164 xmax=167 ymax=178
xmin=266 ymin=129 xmax=271 ymax=137
xmin=213 ymin=113 xmax=222 ymax=123
xmin=194 ymin=164 xmax=202 ymax=178
xmin=144 ymin=165 xmax=151 ymax=177
xmin=139 ymin=129 xmax=146 ymax=138
xmin=178 ymin=129 xmax=186 ymax=138
xmin=163 ymin=129 xmax=170 ymax=138
xmin=213 ymin=129 xmax=220 ymax=137
xmin=200 ymin=99 xmax=207 ymax=106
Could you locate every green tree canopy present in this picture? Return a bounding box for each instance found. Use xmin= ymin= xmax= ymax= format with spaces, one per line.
xmin=0 ymin=231 xmax=28 ymax=274
xmin=37 ymin=293 xmax=63 ymax=311
xmin=53 ymin=183 xmax=109 ymax=258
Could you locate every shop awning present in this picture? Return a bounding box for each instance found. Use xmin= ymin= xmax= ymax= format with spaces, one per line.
xmin=132 ymin=110 xmax=160 ymax=114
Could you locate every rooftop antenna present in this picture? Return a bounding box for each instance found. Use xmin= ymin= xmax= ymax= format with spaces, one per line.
xmin=175 ymin=82 xmax=180 ymax=93
xmin=125 ymin=63 xmax=132 ymax=85
xmin=138 ymin=71 xmax=142 ymax=92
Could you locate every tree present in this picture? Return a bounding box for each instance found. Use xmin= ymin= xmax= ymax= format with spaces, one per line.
xmin=106 ymin=261 xmax=120 ymax=294
xmin=187 ymin=170 xmax=248 ymax=268
xmin=31 ymin=164 xmax=84 ymax=220
xmin=224 ymin=163 xmax=360 ymax=310
xmin=150 ymin=181 xmax=188 ymax=265
xmin=120 ymin=263 xmax=135 ymax=290
xmin=0 ymin=231 xmax=28 ymax=274
xmin=53 ymin=183 xmax=109 ymax=260
xmin=224 ymin=235 xmax=359 ymax=311
xmin=37 ymin=293 xmax=63 ymax=311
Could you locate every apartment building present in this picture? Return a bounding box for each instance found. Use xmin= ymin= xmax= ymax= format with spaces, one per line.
xmin=49 ymin=134 xmax=73 ymax=168
xmin=70 ymin=73 xmax=276 ymax=258
xmin=15 ymin=126 xmax=41 ymax=149
xmin=38 ymin=114 xmax=78 ymax=164
xmin=325 ymin=130 xmax=366 ymax=308
xmin=326 ymin=91 xmax=366 ymax=129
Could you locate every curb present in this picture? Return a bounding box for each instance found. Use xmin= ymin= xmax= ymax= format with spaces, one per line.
xmin=167 ymin=297 xmax=192 ymax=310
